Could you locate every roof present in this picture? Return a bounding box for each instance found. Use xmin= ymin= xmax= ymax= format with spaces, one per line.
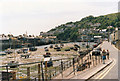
xmin=94 ymin=36 xmax=102 ymax=38
xmin=44 ymin=58 xmax=51 ymax=61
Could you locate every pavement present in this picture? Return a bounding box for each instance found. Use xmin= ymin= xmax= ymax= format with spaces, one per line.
xmin=91 ymin=41 xmax=119 ymax=80
xmin=53 ymin=41 xmax=114 ymax=80
xmin=53 ymin=59 xmax=113 ymax=79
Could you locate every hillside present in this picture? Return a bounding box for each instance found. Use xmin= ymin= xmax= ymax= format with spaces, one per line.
xmin=47 ymin=12 xmax=120 ymax=41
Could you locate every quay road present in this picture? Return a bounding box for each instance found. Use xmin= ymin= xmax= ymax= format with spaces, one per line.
xmin=90 ymin=41 xmax=119 ymax=80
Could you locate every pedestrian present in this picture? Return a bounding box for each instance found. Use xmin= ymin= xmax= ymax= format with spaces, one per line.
xmin=106 ymin=50 xmax=109 ymax=60
xmin=102 ymin=49 xmax=106 ymax=64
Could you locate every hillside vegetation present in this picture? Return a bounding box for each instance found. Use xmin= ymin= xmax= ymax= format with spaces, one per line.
xmin=47 ymin=12 xmax=120 ymax=41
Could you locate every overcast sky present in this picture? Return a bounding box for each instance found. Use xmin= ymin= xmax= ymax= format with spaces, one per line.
xmin=0 ymin=0 xmax=119 ymax=36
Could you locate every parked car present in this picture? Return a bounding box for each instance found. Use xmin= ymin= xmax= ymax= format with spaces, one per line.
xmin=43 ymin=58 xmax=53 ymax=67
xmin=92 ymin=50 xmax=101 ymax=56
xmin=93 ymin=44 xmax=97 ymax=48
xmin=96 ymin=47 xmax=102 ymax=51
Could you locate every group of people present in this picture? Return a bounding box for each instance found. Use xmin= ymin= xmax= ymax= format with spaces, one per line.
xmin=102 ymin=49 xmax=110 ymax=64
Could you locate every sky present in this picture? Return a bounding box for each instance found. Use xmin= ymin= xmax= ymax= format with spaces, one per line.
xmin=0 ymin=0 xmax=119 ymax=36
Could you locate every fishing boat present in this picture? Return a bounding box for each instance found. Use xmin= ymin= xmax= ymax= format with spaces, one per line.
xmin=17 ymin=49 xmax=23 ymax=54
xmin=5 ymin=49 xmax=13 ymax=54
xmin=43 ymin=52 xmax=51 ymax=58
xmin=7 ymin=38 xmax=19 ymax=68
xmin=29 ymin=47 xmax=37 ymax=51
xmin=0 ymin=52 xmax=6 ymax=56
xmin=7 ymin=61 xmax=19 ymax=68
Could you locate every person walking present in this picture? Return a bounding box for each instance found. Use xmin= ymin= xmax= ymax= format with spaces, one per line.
xmin=106 ymin=50 xmax=109 ymax=60
xmin=102 ymin=49 xmax=106 ymax=64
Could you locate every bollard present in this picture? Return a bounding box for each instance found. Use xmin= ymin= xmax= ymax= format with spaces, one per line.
xmin=27 ymin=67 xmax=30 ymax=79
xmin=38 ymin=64 xmax=41 ymax=81
xmin=12 ymin=71 xmax=16 ymax=80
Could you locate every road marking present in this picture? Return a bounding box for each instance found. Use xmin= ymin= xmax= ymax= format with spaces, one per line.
xmin=99 ymin=59 xmax=116 ymax=79
xmin=93 ymin=59 xmax=116 ymax=81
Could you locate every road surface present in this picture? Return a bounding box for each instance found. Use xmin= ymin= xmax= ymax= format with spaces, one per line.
xmin=90 ymin=41 xmax=119 ymax=80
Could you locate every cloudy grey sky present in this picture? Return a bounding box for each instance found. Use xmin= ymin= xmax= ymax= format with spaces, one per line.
xmin=0 ymin=0 xmax=119 ymax=36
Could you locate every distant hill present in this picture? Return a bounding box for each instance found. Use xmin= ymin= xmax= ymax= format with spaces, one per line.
xmin=47 ymin=12 xmax=120 ymax=41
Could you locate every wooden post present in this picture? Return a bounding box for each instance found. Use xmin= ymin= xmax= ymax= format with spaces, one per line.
xmin=77 ymin=57 xmax=79 ymax=66
xmin=27 ymin=67 xmax=30 ymax=79
xmin=45 ymin=61 xmax=48 ymax=81
xmin=12 ymin=71 xmax=16 ymax=80
xmin=49 ymin=70 xmax=51 ymax=80
xmin=87 ymin=56 xmax=90 ymax=68
xmin=41 ymin=62 xmax=44 ymax=81
xmin=63 ymin=62 xmax=65 ymax=70
xmin=6 ymin=66 xmax=9 ymax=81
xmin=95 ymin=56 xmax=97 ymax=65
xmin=101 ymin=55 xmax=103 ymax=63
xmin=73 ymin=58 xmax=75 ymax=75
xmin=61 ymin=60 xmax=63 ymax=78
xmin=81 ymin=57 xmax=83 ymax=64
xmin=38 ymin=64 xmax=41 ymax=81
xmin=92 ymin=57 xmax=94 ymax=66
xmin=55 ymin=67 xmax=57 ymax=75
xmin=99 ymin=56 xmax=100 ymax=64
xmin=67 ymin=61 xmax=69 ymax=68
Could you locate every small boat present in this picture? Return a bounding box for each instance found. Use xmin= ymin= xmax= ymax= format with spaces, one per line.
xmin=0 ymin=52 xmax=6 ymax=56
xmin=20 ymin=52 xmax=31 ymax=58
xmin=7 ymin=61 xmax=19 ymax=68
xmin=43 ymin=52 xmax=51 ymax=58
xmin=22 ymin=48 xmax=29 ymax=53
xmin=29 ymin=47 xmax=37 ymax=51
xmin=5 ymin=49 xmax=13 ymax=54
xmin=49 ymin=45 xmax=53 ymax=48
xmin=17 ymin=49 xmax=23 ymax=54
